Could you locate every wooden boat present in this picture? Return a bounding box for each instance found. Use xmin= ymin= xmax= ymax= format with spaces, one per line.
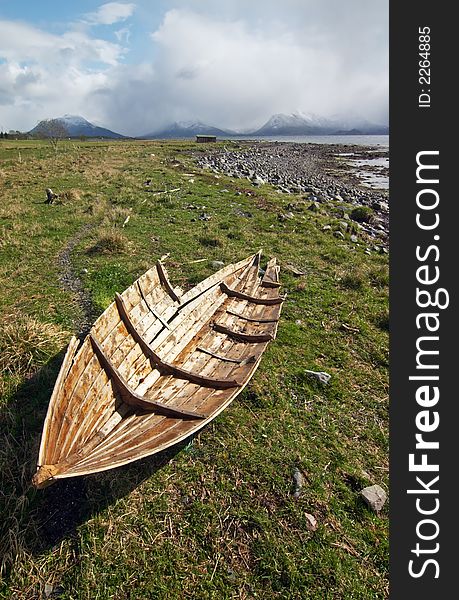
xmin=32 ymin=252 xmax=283 ymax=488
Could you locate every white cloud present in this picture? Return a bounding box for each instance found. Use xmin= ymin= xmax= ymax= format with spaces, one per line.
xmin=96 ymin=7 xmax=388 ymax=134
xmin=0 ymin=20 xmax=125 ymax=66
xmin=0 ymin=4 xmax=388 ymax=135
xmin=0 ymin=19 xmax=121 ymax=131
xmin=114 ymin=27 xmax=131 ymax=44
xmin=85 ymin=2 xmax=136 ymax=26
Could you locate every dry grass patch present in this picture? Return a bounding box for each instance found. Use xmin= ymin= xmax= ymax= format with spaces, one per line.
xmin=0 ymin=313 xmax=69 ymax=377
xmin=339 ymin=267 xmax=367 ymax=291
xmin=59 ymin=189 xmax=83 ymax=203
xmin=87 ymin=228 xmax=130 ymax=255
xmin=102 ymin=206 xmax=133 ymax=228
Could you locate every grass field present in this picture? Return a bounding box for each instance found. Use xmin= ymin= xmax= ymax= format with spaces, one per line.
xmin=0 ymin=139 xmax=388 ymax=599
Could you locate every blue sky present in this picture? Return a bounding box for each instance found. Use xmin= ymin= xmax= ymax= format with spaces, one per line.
xmin=0 ymin=1 xmax=388 ymax=135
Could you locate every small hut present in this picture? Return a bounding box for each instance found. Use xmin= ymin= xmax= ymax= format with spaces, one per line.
xmin=196 ymin=135 xmax=217 ymax=143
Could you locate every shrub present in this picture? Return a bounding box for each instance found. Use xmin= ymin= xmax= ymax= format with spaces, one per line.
xmin=341 ymin=270 xmax=367 ymax=290
xmin=350 ymin=206 xmax=374 ymax=223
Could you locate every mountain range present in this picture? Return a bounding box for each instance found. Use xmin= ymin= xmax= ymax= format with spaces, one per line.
xmin=252 ymin=113 xmax=388 ymax=136
xmin=29 ymin=115 xmax=125 ymax=139
xmin=141 ymin=112 xmax=388 ymax=138
xmin=141 ymin=120 xmax=231 ymax=139
xmin=28 ymin=112 xmax=388 ymax=140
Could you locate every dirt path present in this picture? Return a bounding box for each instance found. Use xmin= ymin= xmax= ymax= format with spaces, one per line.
xmin=57 ymin=224 xmax=98 ymax=338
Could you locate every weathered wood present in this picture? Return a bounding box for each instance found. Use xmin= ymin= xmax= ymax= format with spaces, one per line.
xmin=220 ymin=282 xmax=284 ymax=305
xmin=137 ymin=280 xmax=171 ymax=329
xmin=115 ymin=293 xmax=241 ymax=389
xmin=226 ymin=309 xmax=278 ymax=323
xmin=90 ymin=334 xmax=207 ymax=419
xmin=33 ymin=253 xmax=282 ymax=487
xmin=212 ymin=322 xmax=274 ymax=343
xmin=156 ymin=261 xmax=181 ymax=303
xmin=261 ymin=278 xmax=282 ymax=288
xmin=196 ymin=346 xmax=256 ymax=365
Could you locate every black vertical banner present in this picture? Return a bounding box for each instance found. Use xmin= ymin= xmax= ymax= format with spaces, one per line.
xmin=390 ymin=1 xmax=457 ymax=597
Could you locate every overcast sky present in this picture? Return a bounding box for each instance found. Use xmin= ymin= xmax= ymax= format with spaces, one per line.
xmin=0 ymin=1 xmax=388 ymax=135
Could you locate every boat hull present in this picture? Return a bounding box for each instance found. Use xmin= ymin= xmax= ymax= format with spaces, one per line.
xmin=33 ymin=253 xmax=283 ymax=488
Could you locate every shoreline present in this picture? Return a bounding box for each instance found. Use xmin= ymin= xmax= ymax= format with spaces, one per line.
xmin=196 ymin=141 xmax=389 ymax=249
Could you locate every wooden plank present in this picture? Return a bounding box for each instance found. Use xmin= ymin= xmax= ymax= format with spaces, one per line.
xmin=156 ymin=261 xmax=181 ymax=303
xmin=196 ymin=346 xmax=256 ymax=365
xmin=38 ymin=336 xmax=80 ymax=465
xmin=137 ymin=280 xmax=170 ymax=329
xmin=225 ymin=309 xmax=278 ymax=323
xmin=220 ymin=282 xmax=284 ymax=305
xmin=212 ymin=322 xmax=274 ymax=343
xmin=115 ymin=292 xmax=241 ymax=389
xmin=261 ymin=278 xmax=281 ymax=288
xmin=90 ymin=334 xmax=207 ymax=419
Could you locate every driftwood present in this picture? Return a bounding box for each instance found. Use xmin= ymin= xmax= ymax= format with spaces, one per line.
xmin=45 ymin=188 xmax=58 ymax=204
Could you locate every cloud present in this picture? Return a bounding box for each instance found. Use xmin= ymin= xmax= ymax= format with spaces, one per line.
xmin=0 ymin=19 xmax=121 ymax=130
xmin=0 ymin=3 xmax=388 ymax=135
xmin=85 ymin=2 xmax=136 ymax=26
xmin=0 ymin=20 xmax=125 ymax=66
xmin=114 ymin=27 xmax=131 ymax=44
xmin=95 ymin=7 xmax=388 ymax=134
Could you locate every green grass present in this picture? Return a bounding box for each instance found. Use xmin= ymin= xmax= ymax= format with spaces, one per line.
xmin=0 ymin=139 xmax=388 ymax=599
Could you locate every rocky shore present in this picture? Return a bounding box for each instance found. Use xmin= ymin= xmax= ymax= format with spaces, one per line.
xmin=196 ymin=141 xmax=389 ymax=249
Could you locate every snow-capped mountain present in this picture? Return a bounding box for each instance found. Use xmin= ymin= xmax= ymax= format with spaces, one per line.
xmin=141 ymin=120 xmax=235 ymax=139
xmin=29 ymin=115 xmax=125 ymax=139
xmin=253 ymin=113 xmax=388 ymax=136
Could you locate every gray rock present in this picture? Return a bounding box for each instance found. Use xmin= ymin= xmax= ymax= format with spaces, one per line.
xmin=198 ymin=213 xmax=211 ymax=221
xmin=334 ymin=230 xmax=345 ymax=239
xmin=360 ymin=485 xmax=387 ymax=513
xmin=304 ymin=370 xmax=331 ymax=384
xmin=339 ymin=221 xmax=348 ymax=231
xmin=278 ymin=212 xmax=294 ymax=222
xmin=350 ymin=235 xmax=358 ymax=243
xmin=234 ymin=209 xmax=253 ymax=218
xmin=322 ymin=225 xmax=332 ymax=231
xmin=210 ymin=260 xmax=225 ymax=269
xmin=308 ymin=202 xmax=320 ymax=212
xmin=292 ymin=467 xmax=304 ymax=499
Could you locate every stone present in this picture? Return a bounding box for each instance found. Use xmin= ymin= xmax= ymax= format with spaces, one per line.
xmin=322 ymin=225 xmax=332 ymax=231
xmin=350 ymin=235 xmax=358 ymax=243
xmin=210 ymin=260 xmax=225 ymax=269
xmin=198 ymin=213 xmax=211 ymax=221
xmin=304 ymin=513 xmax=318 ymax=531
xmin=292 ymin=467 xmax=304 ymax=499
xmin=334 ymin=230 xmax=345 ymax=239
xmin=360 ymin=485 xmax=387 ymax=513
xmin=308 ymin=202 xmax=320 ymax=212
xmin=252 ymin=175 xmax=265 ymax=186
xmin=278 ymin=212 xmax=294 ymax=222
xmin=234 ymin=209 xmax=253 ymax=218
xmin=304 ymin=370 xmax=331 ymax=384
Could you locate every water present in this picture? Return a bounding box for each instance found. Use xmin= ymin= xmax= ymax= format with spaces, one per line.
xmin=222 ymin=134 xmax=389 ymax=148
xmin=222 ymin=134 xmax=390 ymax=190
xmin=349 ymin=156 xmax=389 ymax=189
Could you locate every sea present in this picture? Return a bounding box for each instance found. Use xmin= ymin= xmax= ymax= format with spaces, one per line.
xmin=222 ymin=134 xmax=389 ymax=190
xmin=222 ymin=134 xmax=389 ymax=148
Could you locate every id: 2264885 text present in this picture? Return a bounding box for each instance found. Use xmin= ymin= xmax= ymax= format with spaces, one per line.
xmin=418 ymin=26 xmax=431 ymax=108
